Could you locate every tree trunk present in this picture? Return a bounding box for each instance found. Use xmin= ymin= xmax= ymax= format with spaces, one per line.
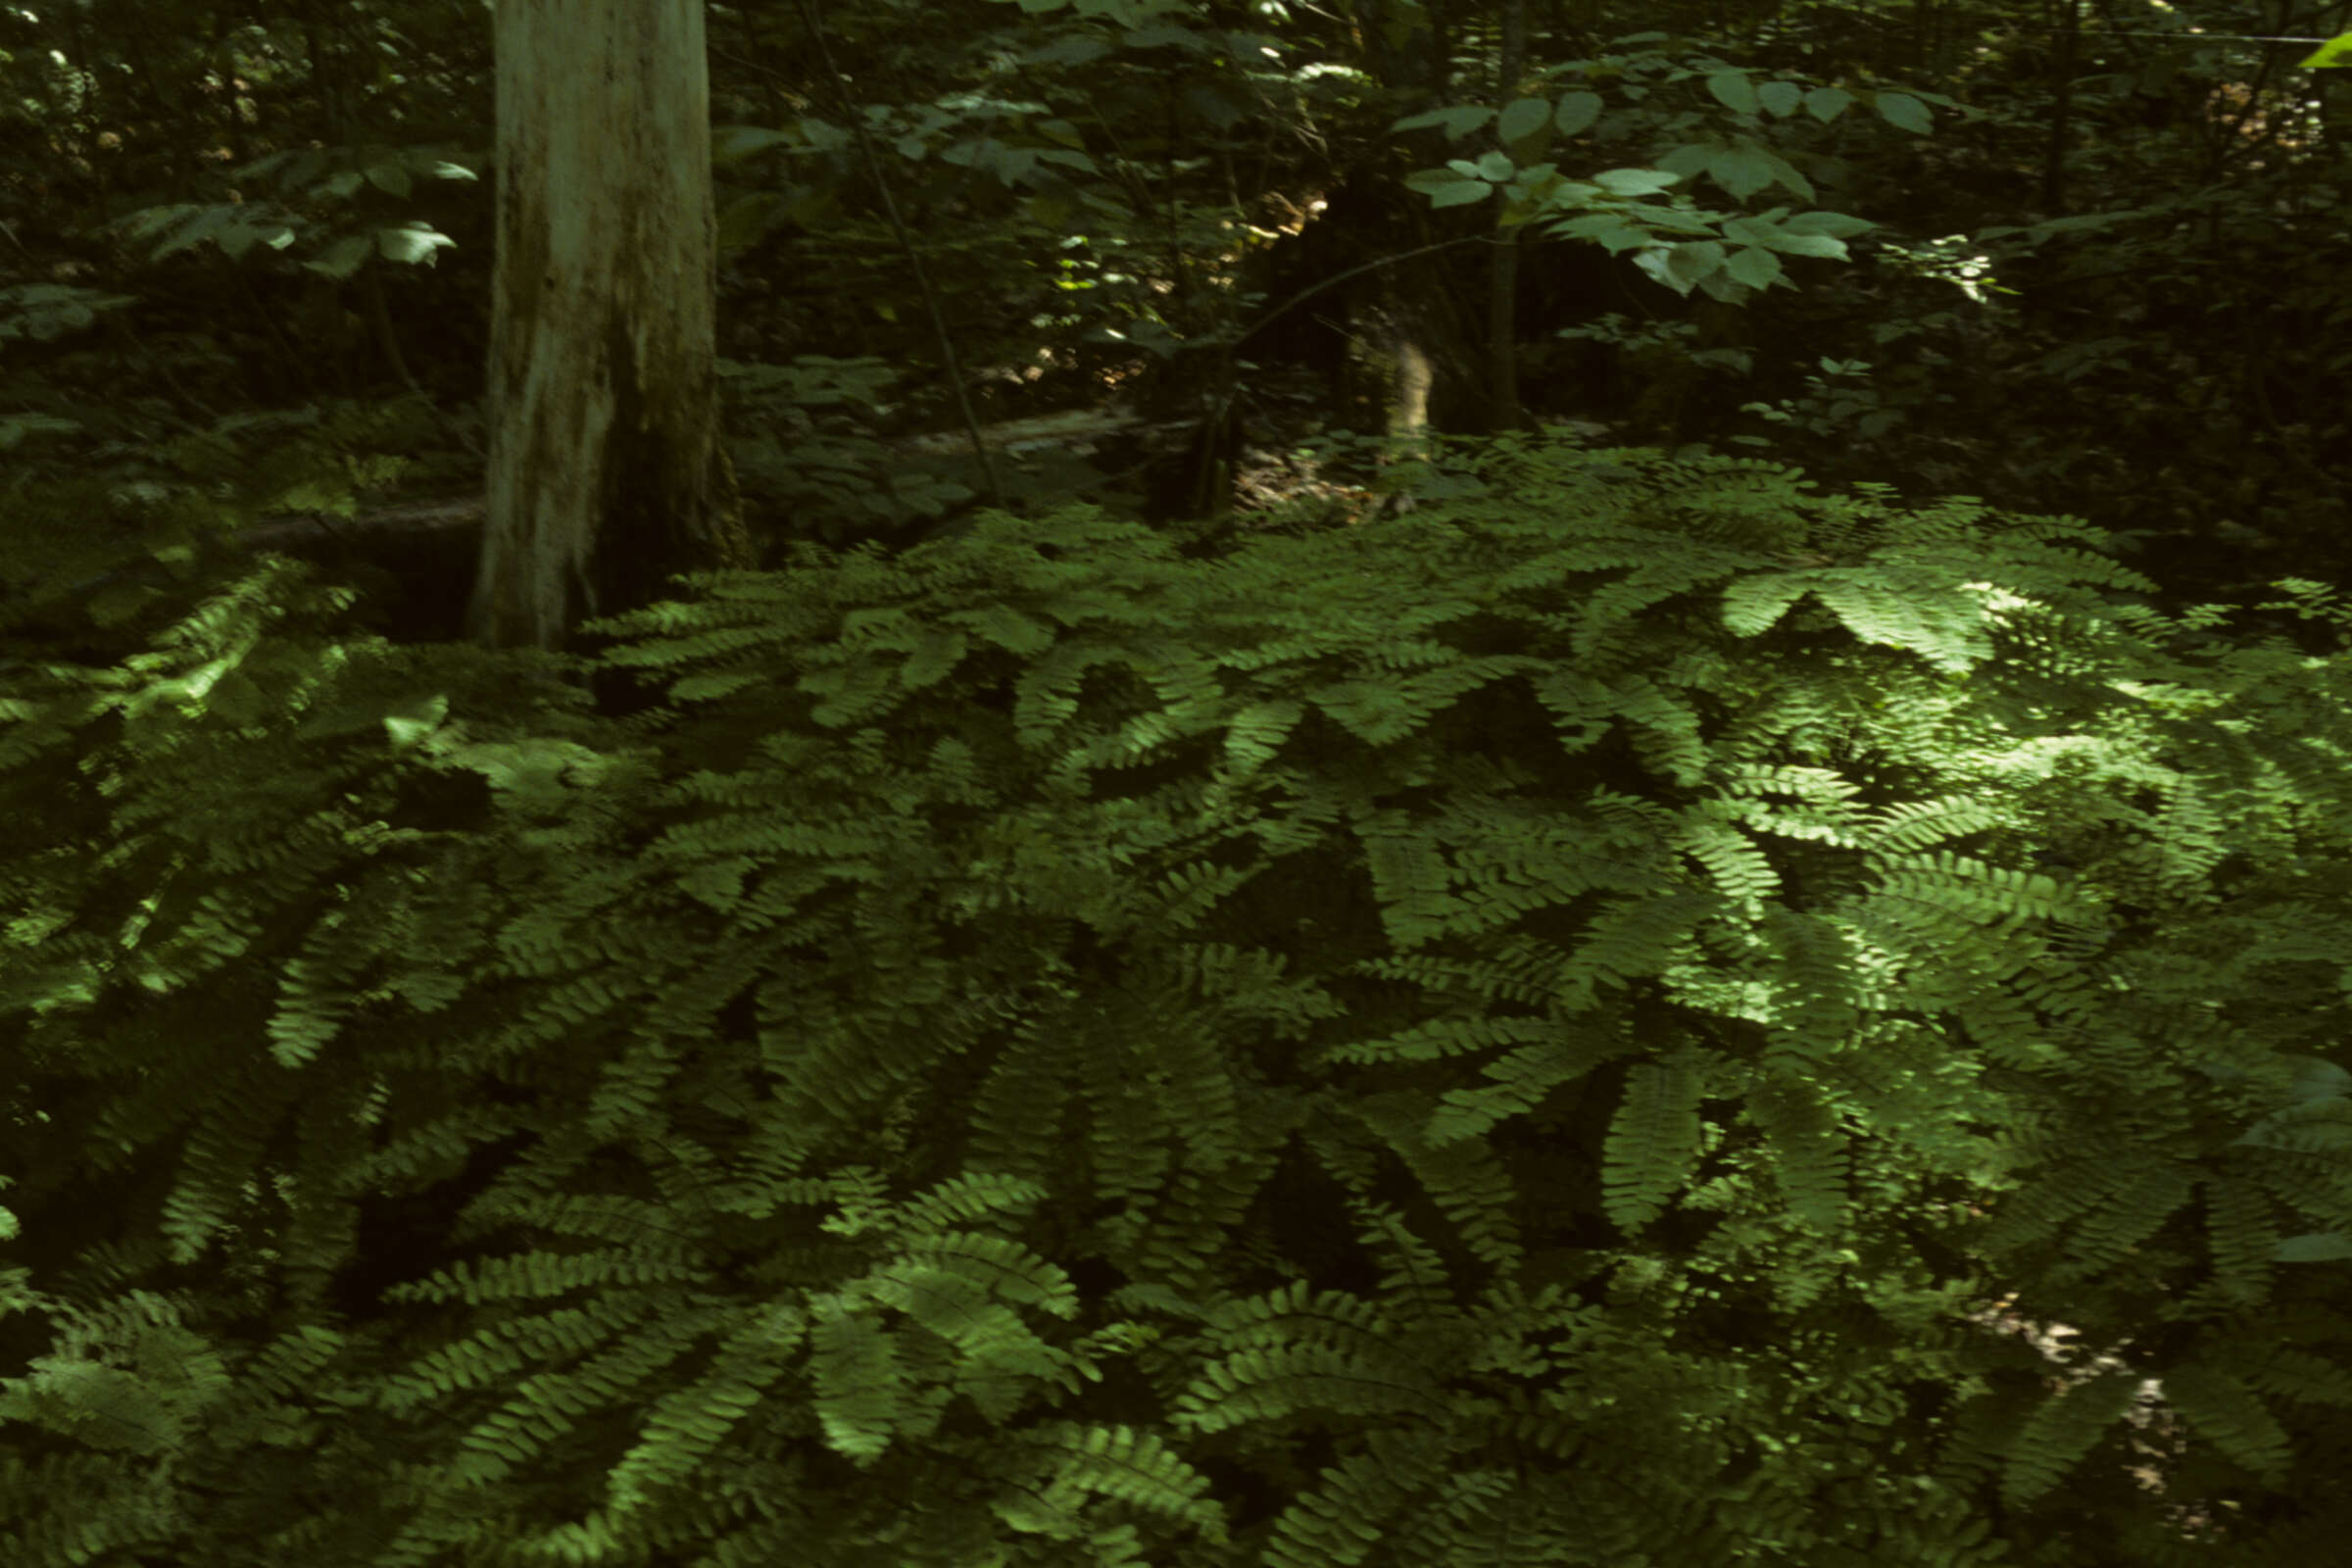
xmin=469 ymin=0 xmax=754 ymax=656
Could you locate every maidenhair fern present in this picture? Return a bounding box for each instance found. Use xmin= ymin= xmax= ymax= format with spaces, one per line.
xmin=5 ymin=427 xmax=2352 ymax=1565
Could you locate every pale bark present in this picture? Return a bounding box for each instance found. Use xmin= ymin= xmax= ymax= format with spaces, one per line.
xmin=469 ymin=0 xmax=751 ymax=654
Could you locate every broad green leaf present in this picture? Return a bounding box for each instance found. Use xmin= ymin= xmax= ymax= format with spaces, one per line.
xmin=0 ymin=413 xmax=84 ymax=448
xmin=1392 ymin=105 xmax=1494 ymax=139
xmin=374 ymin=223 xmax=453 ymax=267
xmin=1721 ymin=209 xmax=1788 ymax=242
xmin=1499 ymin=96 xmax=1552 ymax=146
xmin=1759 ymin=150 xmax=1814 ymax=201
xmin=1726 ymin=245 xmax=1787 ymax=289
xmin=1647 ymin=203 xmax=1722 ymax=237
xmin=1873 ymin=91 xmax=1933 ymax=133
xmin=1657 ymin=143 xmax=1712 ymax=181
xmin=1639 ymin=240 xmax=1725 ymax=294
xmin=1499 ymin=171 xmax=1569 ymax=227
xmin=1129 ymin=24 xmax=1207 ymax=52
xmin=1756 ymin=230 xmax=1848 ymax=258
xmin=229 ymin=150 xmax=297 ymax=182
xmin=2157 ymin=1364 xmax=2293 ymax=1484
xmin=139 ymin=206 xmax=215 ymax=255
xmin=1707 ymin=145 xmax=1777 ymax=200
xmin=172 ymin=211 xmax=289 ymax=264
xmin=32 ymin=301 xmax=87 ymax=335
xmin=1758 ymin=80 xmax=1803 ymax=118
xmin=1551 ymin=212 xmax=1648 ymax=252
xmin=795 ymin=117 xmax=851 ymax=154
xmin=1667 ymin=241 xmax=1727 ymax=281
xmin=711 ymin=124 xmax=796 ymax=167
xmin=1592 ymin=167 xmax=1680 ymax=196
xmin=305 ymin=234 xmax=374 ymax=279
xmin=2298 ymin=31 xmax=2352 ymax=68
xmin=1112 ymin=318 xmax=1181 ymax=357
xmin=1531 ymin=177 xmax=1601 ymax=210
xmin=365 ymin=162 xmax=411 ymax=200
xmin=1475 ymin=150 xmax=1515 ymax=181
xmin=1553 ymin=91 xmax=1604 ymax=136
xmin=1782 ymin=210 xmax=1877 ymax=238
xmin=2286 ymin=1056 xmax=2352 ymax=1102
xmin=1430 ymin=179 xmax=1493 ymax=209
xmin=1699 ymin=270 xmax=1747 ymax=305
xmin=1707 ymin=72 xmax=1759 ymax=115
xmin=1804 ymin=85 xmax=1852 ymax=122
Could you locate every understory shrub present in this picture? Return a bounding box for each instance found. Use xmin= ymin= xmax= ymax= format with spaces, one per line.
xmin=4 ymin=429 xmax=2351 ymax=1565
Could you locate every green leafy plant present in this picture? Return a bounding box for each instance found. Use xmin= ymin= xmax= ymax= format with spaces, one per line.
xmin=5 ymin=427 xmax=2349 ymax=1564
xmin=106 ymin=143 xmax=474 ymax=280
xmin=1391 ymin=40 xmax=1904 ymax=304
xmin=1737 ymin=355 xmax=1900 ymax=441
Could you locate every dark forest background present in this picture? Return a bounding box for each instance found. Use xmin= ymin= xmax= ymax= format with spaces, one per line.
xmin=4 ymin=0 xmax=2346 ymax=657
xmin=7 ymin=6 xmax=2352 ymax=1558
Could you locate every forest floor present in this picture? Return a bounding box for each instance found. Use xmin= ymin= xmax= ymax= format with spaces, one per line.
xmin=1957 ymin=1286 xmax=2242 ymax=1544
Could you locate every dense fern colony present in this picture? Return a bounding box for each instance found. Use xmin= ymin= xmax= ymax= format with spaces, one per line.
xmin=5 ymin=429 xmax=2352 ymax=1565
